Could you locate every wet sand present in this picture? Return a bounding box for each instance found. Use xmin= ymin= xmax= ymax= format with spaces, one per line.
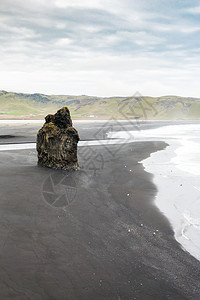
xmin=0 ymin=123 xmax=200 ymax=299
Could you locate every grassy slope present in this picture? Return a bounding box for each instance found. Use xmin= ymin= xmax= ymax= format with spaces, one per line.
xmin=0 ymin=90 xmax=200 ymax=120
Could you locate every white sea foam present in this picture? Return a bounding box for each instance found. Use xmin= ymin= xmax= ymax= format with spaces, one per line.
xmin=172 ymin=139 xmax=200 ymax=175
xmin=107 ymin=124 xmax=200 ymax=140
xmin=0 ymin=138 xmax=134 ymax=151
xmin=109 ymin=124 xmax=200 ymax=261
xmin=108 ymin=124 xmax=200 ymax=176
xmin=143 ymin=143 xmax=200 ymax=261
xmin=0 ymin=143 xmax=36 ymax=151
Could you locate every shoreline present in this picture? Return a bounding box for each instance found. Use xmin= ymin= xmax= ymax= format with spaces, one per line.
xmin=142 ymin=138 xmax=200 ymax=262
xmin=0 ymin=122 xmax=200 ymax=298
xmin=0 ymin=140 xmax=200 ymax=298
xmin=108 ymin=122 xmax=200 ymax=263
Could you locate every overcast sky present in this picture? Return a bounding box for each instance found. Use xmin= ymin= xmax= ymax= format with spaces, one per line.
xmin=0 ymin=0 xmax=200 ymax=97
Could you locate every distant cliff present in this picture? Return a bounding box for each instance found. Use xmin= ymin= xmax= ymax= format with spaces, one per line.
xmin=0 ymin=90 xmax=200 ymax=120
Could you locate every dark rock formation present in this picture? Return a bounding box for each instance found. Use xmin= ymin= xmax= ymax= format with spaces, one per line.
xmin=36 ymin=107 xmax=79 ymax=170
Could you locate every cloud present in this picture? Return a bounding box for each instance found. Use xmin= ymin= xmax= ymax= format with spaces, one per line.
xmin=53 ymin=0 xmax=105 ymax=9
xmin=186 ymin=6 xmax=200 ymax=14
xmin=0 ymin=0 xmax=200 ymax=97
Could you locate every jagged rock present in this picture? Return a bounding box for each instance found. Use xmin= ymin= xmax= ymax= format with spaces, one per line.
xmin=36 ymin=107 xmax=79 ymax=170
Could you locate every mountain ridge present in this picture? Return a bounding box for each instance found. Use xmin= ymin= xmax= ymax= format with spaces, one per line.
xmin=0 ymin=90 xmax=200 ymax=120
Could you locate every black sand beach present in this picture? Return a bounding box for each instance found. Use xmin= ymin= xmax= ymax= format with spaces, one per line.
xmin=0 ymin=122 xmax=200 ymax=299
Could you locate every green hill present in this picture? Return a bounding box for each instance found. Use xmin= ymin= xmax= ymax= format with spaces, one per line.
xmin=0 ymin=90 xmax=200 ymax=120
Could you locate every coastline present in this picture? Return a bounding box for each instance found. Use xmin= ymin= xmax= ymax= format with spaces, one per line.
xmin=142 ymin=139 xmax=200 ymax=262
xmin=0 ymin=135 xmax=200 ymax=298
xmin=0 ymin=122 xmax=200 ymax=298
xmin=108 ymin=122 xmax=200 ymax=262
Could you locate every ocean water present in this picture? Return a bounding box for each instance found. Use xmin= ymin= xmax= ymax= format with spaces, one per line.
xmin=108 ymin=124 xmax=200 ymax=261
xmin=0 ymin=119 xmax=130 ymax=124
xmin=0 ymin=120 xmax=43 ymax=124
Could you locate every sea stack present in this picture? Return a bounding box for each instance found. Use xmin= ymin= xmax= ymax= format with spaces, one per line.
xmin=36 ymin=107 xmax=79 ymax=170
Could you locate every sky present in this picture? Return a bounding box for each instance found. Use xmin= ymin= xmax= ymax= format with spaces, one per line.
xmin=0 ymin=0 xmax=200 ymax=97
